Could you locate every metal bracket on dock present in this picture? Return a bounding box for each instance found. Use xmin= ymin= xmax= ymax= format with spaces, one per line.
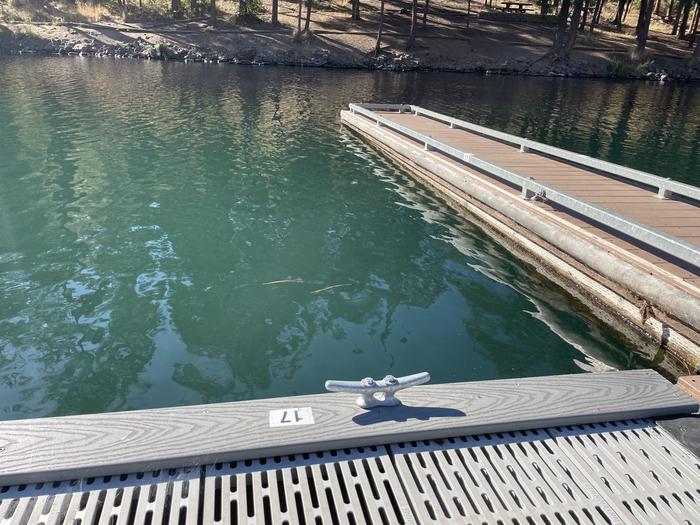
xmin=521 ymin=177 xmax=539 ymax=200
xmin=325 ymin=372 xmax=430 ymax=409
xmin=657 ymin=179 xmax=673 ymax=199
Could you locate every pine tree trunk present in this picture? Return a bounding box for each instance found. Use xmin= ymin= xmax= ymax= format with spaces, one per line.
xmin=564 ymin=0 xmax=584 ymax=54
xmin=551 ymin=0 xmax=584 ymax=57
xmin=614 ymin=0 xmax=626 ymax=30
xmin=304 ymin=0 xmax=312 ymax=32
xmin=623 ymin=0 xmax=632 ymax=20
xmin=210 ymin=0 xmax=216 ymax=22
xmin=296 ymin=0 xmax=302 ymax=35
xmin=672 ymin=0 xmax=683 ymax=33
xmin=351 ymin=0 xmax=360 ymax=19
xmin=580 ymin=0 xmax=591 ymax=29
xmin=654 ymin=0 xmax=661 ymax=16
xmin=636 ymin=0 xmax=654 ymax=53
xmin=375 ymin=0 xmax=385 ymax=54
xmin=590 ymin=0 xmax=603 ymax=30
xmin=636 ymin=0 xmax=648 ymax=34
xmin=666 ymin=0 xmax=674 ymax=19
xmin=272 ymin=0 xmax=278 ymax=23
xmin=679 ymin=0 xmax=691 ymax=37
xmin=594 ymin=0 xmax=604 ymax=22
xmin=689 ymin=5 xmax=700 ymax=46
xmin=407 ymin=0 xmax=418 ymax=48
xmin=552 ymin=0 xmax=572 ymax=55
xmin=693 ymin=31 xmax=700 ymax=60
xmin=422 ymin=0 xmax=430 ymax=28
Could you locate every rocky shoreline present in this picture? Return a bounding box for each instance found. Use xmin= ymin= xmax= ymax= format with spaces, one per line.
xmin=1 ymin=26 xmax=697 ymax=80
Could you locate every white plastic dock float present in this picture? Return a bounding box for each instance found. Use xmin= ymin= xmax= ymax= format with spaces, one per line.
xmin=0 ymin=370 xmax=699 ymax=524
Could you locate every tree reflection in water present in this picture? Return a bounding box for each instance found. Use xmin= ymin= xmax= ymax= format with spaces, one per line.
xmin=0 ymin=58 xmax=696 ymax=419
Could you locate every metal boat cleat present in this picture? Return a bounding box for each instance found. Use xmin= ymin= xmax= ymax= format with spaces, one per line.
xmin=325 ymin=372 xmax=430 ymax=409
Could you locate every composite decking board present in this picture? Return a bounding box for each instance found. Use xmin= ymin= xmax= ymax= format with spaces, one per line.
xmin=0 ymin=370 xmax=696 ymax=486
xmin=562 ymin=215 xmax=700 ymax=228
xmin=377 ymin=112 xmax=700 ymax=249
xmin=540 ymin=186 xmax=654 ymax=193
xmin=656 ymin=262 xmax=700 ymax=279
xmin=528 ymin=181 xmax=649 ymax=188
xmin=638 ymin=218 xmax=700 ymax=227
xmin=578 ymin=195 xmax=688 ymax=203
xmin=529 ymin=184 xmax=648 ymax=191
xmin=602 ymin=207 xmax=700 ymax=215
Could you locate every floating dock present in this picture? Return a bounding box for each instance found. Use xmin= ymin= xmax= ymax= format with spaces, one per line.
xmin=340 ymin=104 xmax=700 ymax=371
xmin=0 ymin=370 xmax=699 ymax=524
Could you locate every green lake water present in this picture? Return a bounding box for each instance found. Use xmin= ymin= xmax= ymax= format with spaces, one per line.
xmin=1 ymin=57 xmax=699 ymax=420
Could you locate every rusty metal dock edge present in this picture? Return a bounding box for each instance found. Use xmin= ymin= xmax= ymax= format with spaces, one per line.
xmin=340 ymin=109 xmax=700 ymax=372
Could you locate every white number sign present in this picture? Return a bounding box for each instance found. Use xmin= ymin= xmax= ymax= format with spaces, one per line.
xmin=268 ymin=407 xmax=315 ymax=428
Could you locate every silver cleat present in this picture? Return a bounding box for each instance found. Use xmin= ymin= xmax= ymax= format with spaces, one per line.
xmin=325 ymin=372 xmax=430 ymax=409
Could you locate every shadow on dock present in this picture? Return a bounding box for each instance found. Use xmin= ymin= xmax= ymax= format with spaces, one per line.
xmin=352 ymin=405 xmax=466 ymax=425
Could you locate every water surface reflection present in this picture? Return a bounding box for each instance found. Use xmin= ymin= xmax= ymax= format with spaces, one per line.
xmin=0 ymin=58 xmax=696 ymax=419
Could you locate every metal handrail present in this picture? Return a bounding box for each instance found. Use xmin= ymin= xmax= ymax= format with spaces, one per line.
xmin=367 ymin=103 xmax=700 ymax=202
xmin=348 ymin=103 xmax=700 ymax=269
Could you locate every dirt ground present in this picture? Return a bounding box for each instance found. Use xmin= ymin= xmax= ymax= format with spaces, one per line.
xmin=1 ymin=0 xmax=698 ymax=78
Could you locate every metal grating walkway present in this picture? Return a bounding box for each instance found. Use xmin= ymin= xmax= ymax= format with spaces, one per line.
xmin=393 ymin=420 xmax=700 ymax=524
xmin=2 ymin=419 xmax=699 ymax=524
xmin=201 ymin=446 xmax=413 ymax=525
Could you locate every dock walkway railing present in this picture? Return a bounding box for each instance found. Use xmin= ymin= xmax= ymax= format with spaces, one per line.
xmin=348 ymin=103 xmax=700 ymax=269
xmin=354 ymin=103 xmax=700 ymax=203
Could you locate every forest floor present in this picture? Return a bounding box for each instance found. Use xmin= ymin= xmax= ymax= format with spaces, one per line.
xmin=1 ymin=0 xmax=699 ymax=79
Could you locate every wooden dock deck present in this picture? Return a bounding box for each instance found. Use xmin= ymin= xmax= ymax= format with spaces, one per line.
xmin=340 ymin=104 xmax=700 ymax=370
xmin=0 ymin=370 xmax=699 ymax=524
xmin=378 ymin=111 xmax=700 ymax=273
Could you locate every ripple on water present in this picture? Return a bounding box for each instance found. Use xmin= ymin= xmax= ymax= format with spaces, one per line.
xmin=0 ymin=58 xmax=696 ymax=418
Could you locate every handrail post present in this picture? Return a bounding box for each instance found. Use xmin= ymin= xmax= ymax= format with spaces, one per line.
xmin=658 ymin=180 xmax=673 ymax=199
xmin=521 ymin=178 xmax=537 ymax=199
